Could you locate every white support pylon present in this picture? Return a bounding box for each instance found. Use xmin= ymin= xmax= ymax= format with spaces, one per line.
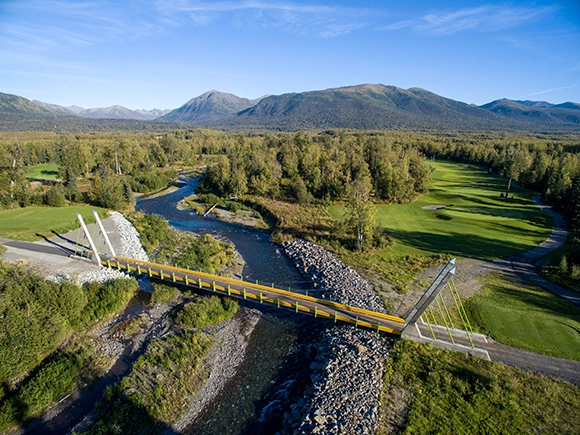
xmin=92 ymin=210 xmax=116 ymax=257
xmin=77 ymin=213 xmax=102 ymax=265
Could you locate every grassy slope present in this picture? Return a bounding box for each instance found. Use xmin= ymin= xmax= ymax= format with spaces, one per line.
xmin=464 ymin=273 xmax=580 ymax=361
xmin=328 ymin=161 xmax=552 ymax=260
xmin=0 ymin=205 xmax=106 ymax=241
xmin=380 ymin=340 xmax=580 ymax=435
xmin=24 ymin=163 xmax=60 ymax=181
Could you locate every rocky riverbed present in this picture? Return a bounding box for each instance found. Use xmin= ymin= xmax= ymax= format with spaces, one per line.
xmin=281 ymin=239 xmax=391 ymax=435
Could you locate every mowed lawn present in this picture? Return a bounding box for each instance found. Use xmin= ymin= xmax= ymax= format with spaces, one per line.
xmin=0 ymin=206 xmax=106 ymax=241
xmin=24 ymin=163 xmax=60 ymax=181
xmin=466 ymin=273 xmax=580 ymax=361
xmin=328 ymin=161 xmax=553 ymax=260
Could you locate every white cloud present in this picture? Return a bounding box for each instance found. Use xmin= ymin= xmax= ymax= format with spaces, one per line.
xmin=384 ymin=5 xmax=555 ymax=36
xmin=154 ymin=0 xmax=376 ymax=37
xmin=524 ymin=85 xmax=577 ymax=98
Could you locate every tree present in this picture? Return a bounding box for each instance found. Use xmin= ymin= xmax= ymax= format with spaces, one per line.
xmin=499 ymin=146 xmax=531 ymax=198
xmin=45 ymin=184 xmax=66 ymax=207
xmin=566 ymin=175 xmax=580 ymax=231
xmin=346 ymin=162 xmax=376 ymax=249
xmin=56 ymin=135 xmax=87 ymax=179
xmin=63 ymin=168 xmax=80 ymax=202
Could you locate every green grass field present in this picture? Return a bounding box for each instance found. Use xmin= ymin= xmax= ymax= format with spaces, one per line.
xmin=328 ymin=161 xmax=552 ymax=260
xmin=465 ymin=273 xmax=580 ymax=361
xmin=0 ymin=206 xmax=106 ymax=241
xmin=24 ymin=163 xmax=60 ymax=181
xmin=380 ymin=340 xmax=580 ymax=435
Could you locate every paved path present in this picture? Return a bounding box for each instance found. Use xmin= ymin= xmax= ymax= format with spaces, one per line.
xmin=456 ymin=196 xmax=580 ymax=384
xmin=415 ymin=322 xmax=580 ymax=385
xmin=494 ymin=195 xmax=580 ymax=308
xmin=485 ymin=340 xmax=580 ymax=385
xmin=0 ymin=217 xmax=123 ymax=277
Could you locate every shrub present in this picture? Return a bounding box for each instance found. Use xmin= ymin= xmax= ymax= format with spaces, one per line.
xmin=176 ymin=295 xmax=238 ymax=329
xmin=0 ymin=263 xmax=81 ymax=386
xmin=150 ymin=282 xmax=179 ymax=305
xmin=44 ymin=185 xmax=66 ymax=207
xmin=0 ymin=350 xmax=88 ymax=430
xmin=197 ymin=193 xmax=222 ymax=206
xmin=130 ymin=168 xmax=177 ymax=193
xmin=81 ymin=278 xmax=138 ymax=325
xmin=125 ymin=212 xmax=170 ymax=254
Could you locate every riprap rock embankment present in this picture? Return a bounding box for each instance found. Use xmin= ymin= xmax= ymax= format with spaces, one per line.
xmin=282 ymin=239 xmax=391 ymax=435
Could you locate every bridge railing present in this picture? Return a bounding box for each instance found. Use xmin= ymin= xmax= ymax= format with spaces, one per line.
xmin=103 ymin=256 xmax=405 ymax=334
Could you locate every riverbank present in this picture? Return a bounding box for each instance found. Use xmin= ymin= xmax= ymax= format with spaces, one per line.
xmin=169 ymin=307 xmax=262 ymax=433
xmin=282 ymin=239 xmax=391 ymax=434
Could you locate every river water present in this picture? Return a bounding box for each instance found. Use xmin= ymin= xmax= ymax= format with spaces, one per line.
xmin=137 ymin=175 xmax=321 ymax=435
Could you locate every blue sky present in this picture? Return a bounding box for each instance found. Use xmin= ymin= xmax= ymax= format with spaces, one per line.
xmin=1 ymin=0 xmax=579 ymax=110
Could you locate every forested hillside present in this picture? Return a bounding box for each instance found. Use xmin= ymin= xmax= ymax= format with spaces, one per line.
xmin=0 ymin=92 xmax=181 ymax=132
xmin=3 ymin=86 xmax=580 ymax=132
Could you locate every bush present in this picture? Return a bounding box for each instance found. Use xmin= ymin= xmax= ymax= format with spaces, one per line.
xmin=81 ymin=278 xmax=138 ymax=325
xmin=176 ymin=295 xmax=238 ymax=329
xmin=150 ymin=282 xmax=179 ymax=305
xmin=44 ymin=185 xmax=66 ymax=207
xmin=155 ymin=232 xmax=235 ymax=274
xmin=0 ymin=263 xmax=82 ymax=386
xmin=125 ymin=212 xmax=170 ymax=254
xmin=0 ymin=352 xmax=86 ymax=429
xmin=130 ymin=168 xmax=178 ymax=193
xmin=197 ymin=193 xmax=222 ymax=206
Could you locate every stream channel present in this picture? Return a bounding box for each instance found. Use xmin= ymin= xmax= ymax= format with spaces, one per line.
xmin=23 ymin=174 xmax=324 ymax=435
xmin=137 ymin=175 xmax=323 ymax=434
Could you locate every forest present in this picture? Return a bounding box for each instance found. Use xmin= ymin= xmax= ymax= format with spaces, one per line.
xmin=1 ymin=129 xmax=578 ymax=231
xmin=0 ymin=128 xmax=579 ymax=431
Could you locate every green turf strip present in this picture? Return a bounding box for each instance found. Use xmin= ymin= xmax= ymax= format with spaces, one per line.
xmin=466 ymin=273 xmax=580 ymax=361
xmin=0 ymin=205 xmax=107 ymax=241
xmin=24 ymin=163 xmax=60 ymax=181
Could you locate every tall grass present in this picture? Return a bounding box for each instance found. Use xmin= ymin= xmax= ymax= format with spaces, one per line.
xmin=380 ymin=340 xmax=580 ymax=435
xmin=86 ymin=331 xmax=214 ymax=433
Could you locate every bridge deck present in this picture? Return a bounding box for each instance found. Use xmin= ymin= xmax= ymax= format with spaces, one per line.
xmin=103 ymin=256 xmax=405 ymax=335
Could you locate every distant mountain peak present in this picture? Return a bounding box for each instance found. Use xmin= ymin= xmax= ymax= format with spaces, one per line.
xmin=3 ymin=86 xmax=580 ymax=132
xmin=159 ymin=90 xmax=263 ymax=123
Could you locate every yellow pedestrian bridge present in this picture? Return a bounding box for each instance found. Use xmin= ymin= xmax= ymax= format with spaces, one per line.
xmin=73 ymin=211 xmax=485 ymax=358
xmin=102 ymin=256 xmax=407 ymax=335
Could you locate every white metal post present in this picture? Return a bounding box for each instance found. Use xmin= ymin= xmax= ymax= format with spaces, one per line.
xmin=92 ymin=210 xmax=116 ymax=257
xmin=77 ymin=213 xmax=102 ymax=265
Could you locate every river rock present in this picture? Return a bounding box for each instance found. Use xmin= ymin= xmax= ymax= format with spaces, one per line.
xmin=281 ymin=239 xmax=392 ymax=435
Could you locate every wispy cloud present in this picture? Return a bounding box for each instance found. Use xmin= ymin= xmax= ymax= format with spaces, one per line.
xmin=154 ymin=0 xmax=375 ymax=37
xmin=384 ymin=5 xmax=555 ymax=35
xmin=0 ymin=0 xmax=164 ymax=60
xmin=524 ymin=85 xmax=577 ymax=98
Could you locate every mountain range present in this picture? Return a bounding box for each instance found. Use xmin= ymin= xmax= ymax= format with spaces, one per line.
xmin=33 ymin=100 xmax=170 ymax=120
xmin=1 ymin=84 xmax=579 ymax=132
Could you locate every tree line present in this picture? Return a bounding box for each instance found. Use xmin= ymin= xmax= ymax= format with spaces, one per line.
xmin=415 ymin=133 xmax=580 ymax=230
xmin=0 ymin=129 xmax=578 ymax=232
xmin=200 ymin=131 xmax=431 ymax=204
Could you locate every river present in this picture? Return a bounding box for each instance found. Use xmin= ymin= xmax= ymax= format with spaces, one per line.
xmin=137 ymin=175 xmax=322 ymax=435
